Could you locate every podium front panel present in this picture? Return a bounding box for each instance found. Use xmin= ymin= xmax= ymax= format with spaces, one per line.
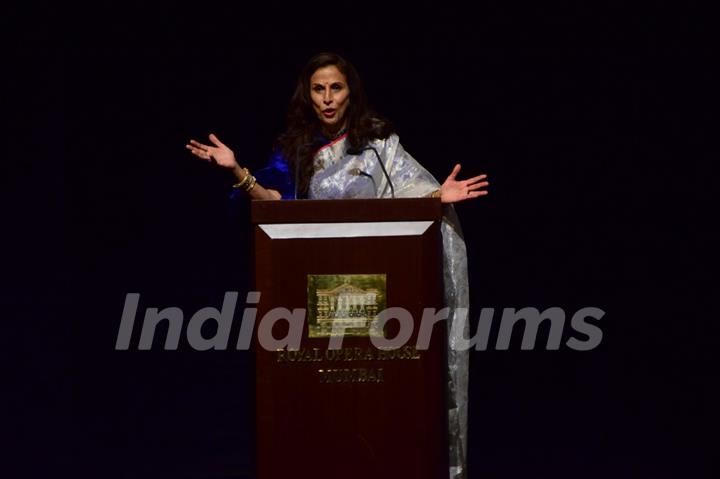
xmin=252 ymin=199 xmax=447 ymax=479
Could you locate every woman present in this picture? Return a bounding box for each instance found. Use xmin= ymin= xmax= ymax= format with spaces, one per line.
xmin=187 ymin=52 xmax=488 ymax=479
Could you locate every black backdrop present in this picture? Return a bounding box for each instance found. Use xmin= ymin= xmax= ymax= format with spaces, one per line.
xmin=12 ymin=1 xmax=713 ymax=478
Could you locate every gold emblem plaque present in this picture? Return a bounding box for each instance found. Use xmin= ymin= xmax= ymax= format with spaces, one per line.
xmin=307 ymin=274 xmax=387 ymax=338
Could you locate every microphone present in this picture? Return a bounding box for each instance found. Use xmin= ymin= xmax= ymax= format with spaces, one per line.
xmin=348 ymin=167 xmax=377 ymax=192
xmin=346 ymin=146 xmax=395 ymax=198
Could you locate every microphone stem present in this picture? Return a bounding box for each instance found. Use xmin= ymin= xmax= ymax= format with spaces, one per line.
xmin=368 ymin=147 xmax=394 ymax=198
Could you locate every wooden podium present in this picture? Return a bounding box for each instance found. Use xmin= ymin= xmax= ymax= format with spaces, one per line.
xmin=252 ymin=198 xmax=448 ymax=479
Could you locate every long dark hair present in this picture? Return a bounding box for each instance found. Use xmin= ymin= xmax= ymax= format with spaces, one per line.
xmin=275 ymin=52 xmax=394 ymax=196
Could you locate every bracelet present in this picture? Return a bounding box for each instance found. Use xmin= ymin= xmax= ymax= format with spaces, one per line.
xmin=232 ymin=168 xmax=251 ymax=189
xmin=245 ymin=175 xmax=257 ymax=193
xmin=430 ymin=189 xmax=441 ymax=199
xmin=233 ymin=171 xmax=257 ymax=193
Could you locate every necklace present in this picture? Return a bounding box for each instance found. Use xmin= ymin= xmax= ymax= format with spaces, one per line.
xmin=323 ymin=125 xmax=348 ymax=140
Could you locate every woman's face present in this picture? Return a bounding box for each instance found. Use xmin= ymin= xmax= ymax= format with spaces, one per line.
xmin=310 ymin=65 xmax=350 ymax=132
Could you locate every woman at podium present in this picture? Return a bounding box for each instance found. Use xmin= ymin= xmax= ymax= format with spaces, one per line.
xmin=187 ymin=52 xmax=488 ymax=479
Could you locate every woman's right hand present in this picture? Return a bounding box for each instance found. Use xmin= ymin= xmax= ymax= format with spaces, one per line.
xmin=186 ymin=133 xmax=239 ymax=171
xmin=186 ymin=132 xmax=280 ymax=200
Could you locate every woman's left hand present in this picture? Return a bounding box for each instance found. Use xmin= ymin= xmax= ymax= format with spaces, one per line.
xmin=440 ymin=164 xmax=489 ymax=203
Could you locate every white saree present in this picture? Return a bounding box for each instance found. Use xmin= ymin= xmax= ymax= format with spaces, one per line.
xmin=308 ymin=133 xmax=470 ymax=479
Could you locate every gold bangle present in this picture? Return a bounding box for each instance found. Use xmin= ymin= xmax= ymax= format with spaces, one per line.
xmin=234 ymin=168 xmax=251 ymax=188
xmin=244 ymin=175 xmax=257 ymax=193
xmin=430 ymin=189 xmax=441 ymax=199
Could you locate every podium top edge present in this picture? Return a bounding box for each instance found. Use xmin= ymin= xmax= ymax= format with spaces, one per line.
xmin=250 ymin=198 xmax=443 ymax=224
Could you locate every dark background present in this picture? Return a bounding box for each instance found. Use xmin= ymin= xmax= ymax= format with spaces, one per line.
xmin=12 ymin=1 xmax=714 ymax=478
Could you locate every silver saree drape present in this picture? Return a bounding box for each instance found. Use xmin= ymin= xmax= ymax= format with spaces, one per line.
xmin=309 ymin=133 xmax=470 ymax=479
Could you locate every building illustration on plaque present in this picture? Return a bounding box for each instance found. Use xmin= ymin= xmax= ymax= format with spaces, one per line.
xmin=307 ymin=274 xmax=387 ymax=338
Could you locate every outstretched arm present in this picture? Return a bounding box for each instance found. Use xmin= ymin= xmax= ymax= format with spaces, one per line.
xmin=186 ymin=133 xmax=281 ymax=200
xmin=438 ymin=164 xmax=489 ymax=203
